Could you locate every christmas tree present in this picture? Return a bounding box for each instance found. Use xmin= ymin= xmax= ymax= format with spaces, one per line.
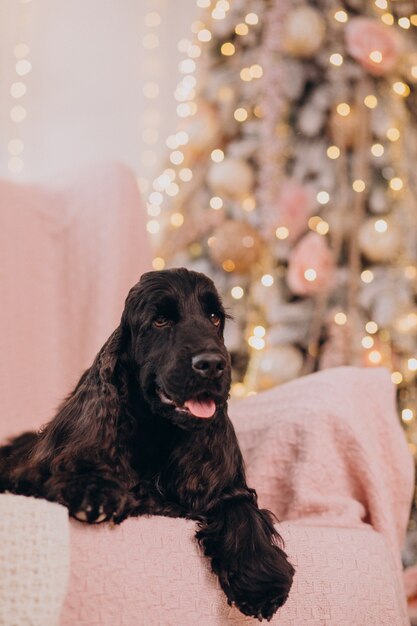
xmin=149 ymin=0 xmax=417 ymax=432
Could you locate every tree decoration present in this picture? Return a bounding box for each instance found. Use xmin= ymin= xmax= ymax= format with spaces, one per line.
xmin=149 ymin=1 xmax=417 ymax=547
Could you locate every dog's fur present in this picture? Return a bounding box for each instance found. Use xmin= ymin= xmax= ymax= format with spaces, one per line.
xmin=0 ymin=268 xmax=294 ymax=620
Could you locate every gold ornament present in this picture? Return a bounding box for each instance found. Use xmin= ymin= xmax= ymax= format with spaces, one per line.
xmin=207 ymin=157 xmax=255 ymax=199
xmin=185 ymin=103 xmax=220 ymax=155
xmin=282 ymin=7 xmax=326 ymax=58
xmin=208 ymin=219 xmax=262 ymax=273
xmin=358 ymin=217 xmax=401 ymax=262
xmin=246 ymin=345 xmax=304 ymax=391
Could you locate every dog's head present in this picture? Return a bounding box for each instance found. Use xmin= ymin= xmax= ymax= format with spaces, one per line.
xmin=120 ymin=268 xmax=232 ymax=429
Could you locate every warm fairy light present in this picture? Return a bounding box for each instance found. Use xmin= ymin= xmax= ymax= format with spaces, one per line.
xmin=170 ymin=213 xmax=184 ymax=227
xmin=330 ymin=53 xmax=343 ymax=66
xmin=8 ymin=138 xmax=24 ymax=155
xmin=327 ymin=145 xmax=340 ymax=159
xmin=179 ymin=59 xmax=196 ymax=74
xmin=275 ymin=226 xmax=289 ymax=240
xmin=391 ymin=371 xmax=403 ymax=385
xmin=248 ymin=336 xmax=265 ymax=350
xmin=250 ymin=64 xmax=263 ymax=79
xmin=191 ymin=20 xmax=206 ymax=34
xmin=402 ymin=409 xmax=414 ymax=422
xmin=240 ymin=68 xmax=252 ymax=82
xmin=179 ymin=168 xmax=192 ymax=182
xmin=231 ymin=286 xmax=244 ymax=299
xmin=364 ymin=94 xmax=378 ymax=109
xmin=408 ymin=358 xmax=417 ymax=371
xmin=308 ymin=216 xmax=321 ymax=230
xmin=10 ymin=105 xmax=26 ymax=122
xmin=411 ymin=14 xmax=417 ymax=26
xmin=147 ymin=205 xmax=161 ymax=217
xmin=375 ymin=0 xmax=387 ymax=8
xmin=210 ymin=196 xmax=223 ymax=210
xmin=245 ymin=12 xmax=259 ymax=25
xmin=381 ymin=13 xmax=394 ymax=26
xmin=197 ymin=29 xmax=212 ymax=43
xmin=316 ymin=220 xmax=330 ymax=235
xmin=374 ymin=219 xmax=388 ymax=232
xmin=317 ymin=191 xmax=330 ymax=205
xmin=152 ymin=257 xmax=166 ymax=270
xmin=337 ymin=103 xmax=351 ymax=116
xmin=361 ymin=270 xmax=374 ymax=283
xmin=386 ymin=127 xmax=400 ymax=141
xmin=166 ymin=182 xmax=179 ymax=197
xmin=10 ymin=82 xmax=26 ymax=98
xmin=253 ymin=326 xmax=266 ymax=338
xmin=371 ymin=143 xmax=384 ymax=157
xmin=261 ymin=274 xmax=274 ymax=287
xmin=234 ymin=108 xmax=248 ymax=122
xmin=398 ymin=17 xmax=410 ymax=29
xmin=393 ymin=82 xmax=410 ymax=97
xmin=170 ymin=150 xmax=184 ymax=165
xmin=369 ymin=50 xmax=383 ymax=64
xmin=242 ymin=196 xmax=256 ymax=211
xmin=334 ymin=312 xmax=347 ymax=325
xmin=368 ymin=350 xmax=382 ymax=364
xmin=304 ymin=269 xmax=317 ymax=282
xmin=149 ymin=190 xmax=163 ymax=205
xmin=366 ymin=321 xmax=378 ymax=334
xmin=145 ymin=11 xmax=161 ymax=27
xmin=15 ymin=59 xmax=31 ymax=76
xmin=389 ymin=177 xmax=403 ymax=191
xmin=352 ymin=179 xmax=366 ymax=192
xmin=334 ymin=10 xmax=348 ymax=23
xmin=362 ymin=336 xmax=374 ymax=349
xmin=146 ymin=220 xmax=160 ymax=234
xmin=235 ymin=23 xmax=249 ymax=35
xmin=211 ymin=149 xmax=224 ymax=162
xmin=412 ymin=66 xmax=417 ymax=79
xmin=222 ymin=259 xmax=235 ymax=272
xmin=221 ymin=42 xmax=235 ymax=56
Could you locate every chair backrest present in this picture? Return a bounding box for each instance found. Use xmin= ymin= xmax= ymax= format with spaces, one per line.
xmin=0 ymin=161 xmax=151 ymax=438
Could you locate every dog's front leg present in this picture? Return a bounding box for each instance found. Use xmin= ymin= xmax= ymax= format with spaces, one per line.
xmin=196 ymin=496 xmax=294 ymax=621
xmin=42 ymin=459 xmax=135 ymax=524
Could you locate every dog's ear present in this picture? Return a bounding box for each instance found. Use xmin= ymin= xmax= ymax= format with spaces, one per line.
xmin=32 ymin=325 xmax=128 ymax=466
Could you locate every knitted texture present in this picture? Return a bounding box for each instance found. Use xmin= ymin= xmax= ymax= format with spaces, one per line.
xmin=59 ymin=366 xmax=412 ymax=626
xmin=0 ymin=494 xmax=69 ymax=626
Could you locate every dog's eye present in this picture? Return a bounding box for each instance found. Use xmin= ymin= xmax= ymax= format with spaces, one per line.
xmin=153 ymin=316 xmax=170 ymax=328
xmin=210 ymin=313 xmax=221 ymax=327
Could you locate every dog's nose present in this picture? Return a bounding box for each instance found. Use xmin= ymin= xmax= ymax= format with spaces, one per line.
xmin=192 ymin=353 xmax=225 ymax=379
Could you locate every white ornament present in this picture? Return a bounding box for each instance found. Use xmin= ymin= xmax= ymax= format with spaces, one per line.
xmin=207 ymin=157 xmax=255 ymax=198
xmin=358 ymin=217 xmax=401 ymax=262
xmin=283 ymin=7 xmax=326 ymax=58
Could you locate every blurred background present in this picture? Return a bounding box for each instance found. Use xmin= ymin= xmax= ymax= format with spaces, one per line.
xmin=2 ymin=0 xmax=417 ymax=611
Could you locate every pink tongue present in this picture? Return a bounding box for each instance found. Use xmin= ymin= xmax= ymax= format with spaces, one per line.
xmin=184 ymin=398 xmax=216 ymax=419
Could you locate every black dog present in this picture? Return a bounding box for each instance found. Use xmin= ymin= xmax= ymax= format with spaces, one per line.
xmin=0 ymin=268 xmax=294 ymax=620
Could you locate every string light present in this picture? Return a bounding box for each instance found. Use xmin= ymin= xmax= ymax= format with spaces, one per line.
xmin=398 ymin=17 xmax=411 ymax=29
xmin=245 ymin=13 xmax=259 ymax=25
xmin=361 ymin=270 xmax=374 ymax=283
xmin=374 ymin=219 xmax=388 ymax=232
xmin=389 ymin=177 xmax=403 ymax=191
xmin=235 ymin=23 xmax=249 ymax=35
xmin=393 ymin=82 xmax=410 ymax=97
xmin=362 ymin=336 xmax=374 ymax=349
xmin=334 ymin=312 xmax=347 ymax=325
xmin=334 ymin=10 xmax=348 ymax=23
xmin=221 ymin=42 xmax=235 ymax=55
xmin=337 ymin=102 xmax=351 ymax=116
xmin=366 ymin=321 xmax=378 ymax=334
xmin=364 ymin=94 xmax=378 ymax=109
xmin=352 ymin=179 xmax=366 ymax=192
xmin=408 ymin=358 xmax=417 ymax=371
xmin=210 ymin=196 xmax=223 ymax=209
xmin=231 ymin=286 xmax=244 ymax=299
xmin=368 ymin=350 xmax=382 ymax=364
xmin=327 ymin=145 xmax=340 ymax=159
xmin=381 ymin=13 xmax=394 ymax=26
xmin=391 ymin=371 xmax=403 ymax=385
xmin=304 ymin=269 xmax=317 ymax=282
xmin=275 ymin=226 xmax=289 ymax=239
xmin=234 ymin=108 xmax=248 ymax=122
xmin=386 ymin=127 xmax=400 ymax=141
xmin=330 ymin=53 xmax=343 ymax=66
xmin=261 ymin=274 xmax=274 ymax=287
xmin=402 ymin=409 xmax=414 ymax=422
xmin=152 ymin=257 xmax=166 ymax=270
xmin=317 ymin=191 xmax=330 ymax=204
xmin=211 ymin=148 xmax=224 ymax=162
xmin=371 ymin=143 xmax=384 ymax=157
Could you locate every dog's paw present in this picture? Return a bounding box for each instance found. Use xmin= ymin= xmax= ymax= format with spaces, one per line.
xmin=45 ymin=474 xmax=132 ymax=524
xmin=219 ymin=548 xmax=295 ymax=621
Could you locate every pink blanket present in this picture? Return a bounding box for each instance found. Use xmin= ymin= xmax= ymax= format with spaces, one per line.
xmin=62 ymin=366 xmax=413 ymax=625
xmin=0 ymin=162 xmax=151 ymax=436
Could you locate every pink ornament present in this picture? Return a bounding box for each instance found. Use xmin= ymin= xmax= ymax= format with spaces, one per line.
xmin=275 ymin=180 xmax=314 ymax=242
xmin=345 ymin=18 xmax=400 ymax=76
xmin=287 ymin=232 xmax=335 ymax=296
